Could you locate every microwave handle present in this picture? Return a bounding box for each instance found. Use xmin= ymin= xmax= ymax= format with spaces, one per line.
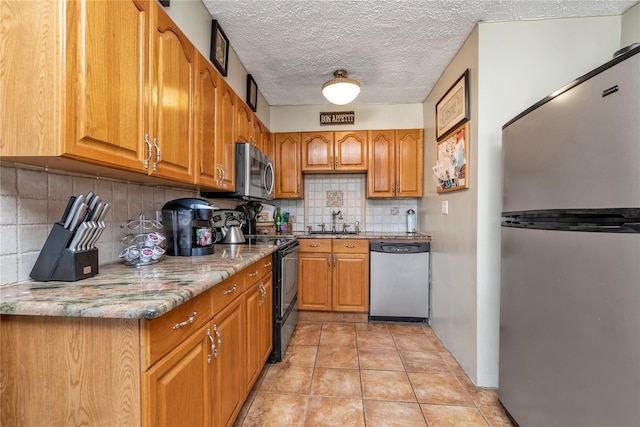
xmin=264 ymin=162 xmax=275 ymax=195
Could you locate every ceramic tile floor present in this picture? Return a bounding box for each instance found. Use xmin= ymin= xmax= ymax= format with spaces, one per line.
xmin=234 ymin=317 xmax=514 ymax=427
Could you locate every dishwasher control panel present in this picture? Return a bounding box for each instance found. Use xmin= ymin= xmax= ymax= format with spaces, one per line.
xmin=370 ymin=241 xmax=430 ymax=253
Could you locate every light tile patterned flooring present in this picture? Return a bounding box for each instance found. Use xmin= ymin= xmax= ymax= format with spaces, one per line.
xmin=235 ymin=314 xmax=514 ymax=426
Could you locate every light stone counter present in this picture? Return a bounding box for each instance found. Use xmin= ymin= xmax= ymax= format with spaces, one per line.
xmin=0 ymin=243 xmax=277 ymax=319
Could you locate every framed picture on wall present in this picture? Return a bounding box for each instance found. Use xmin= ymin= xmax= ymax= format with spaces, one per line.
xmin=247 ymin=74 xmax=258 ymax=112
xmin=436 ymin=69 xmax=470 ymax=140
xmin=210 ymin=20 xmax=229 ymax=76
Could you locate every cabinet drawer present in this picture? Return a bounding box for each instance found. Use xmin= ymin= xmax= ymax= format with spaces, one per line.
xmin=211 ymin=274 xmax=245 ymax=315
xmin=333 ymin=239 xmax=369 ymax=253
xmin=142 ymin=289 xmax=213 ymax=369
xmin=298 ymin=238 xmax=332 ymax=252
xmin=244 ymin=255 xmax=273 ymax=286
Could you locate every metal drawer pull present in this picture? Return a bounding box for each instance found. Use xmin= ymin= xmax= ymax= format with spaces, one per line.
xmin=173 ymin=311 xmax=197 ymax=330
xmin=264 ymin=262 xmax=272 ymax=267
xmin=213 ymin=325 xmax=222 ymax=358
xmin=309 ymin=244 xmax=320 ymax=248
xmin=345 ymin=245 xmax=356 ymax=248
xmin=223 ymin=284 xmax=237 ymax=295
xmin=152 ymin=137 xmax=161 ymax=171
xmin=207 ymin=328 xmax=215 ymax=364
xmin=248 ymin=271 xmax=259 ymax=277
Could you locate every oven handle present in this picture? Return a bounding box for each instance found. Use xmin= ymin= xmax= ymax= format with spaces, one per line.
xmin=281 ymin=240 xmax=300 ymax=257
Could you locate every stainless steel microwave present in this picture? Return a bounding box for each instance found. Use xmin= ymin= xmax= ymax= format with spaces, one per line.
xmin=201 ymin=143 xmax=274 ymax=201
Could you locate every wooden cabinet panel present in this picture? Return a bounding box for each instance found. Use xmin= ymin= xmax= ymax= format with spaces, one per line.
xmin=143 ymin=324 xmax=211 ymax=427
xmin=334 ymin=131 xmax=367 ymax=171
xmin=302 ymin=131 xmax=334 ymax=171
xmin=236 ymin=100 xmax=253 ymax=144
xmin=298 ymin=253 xmax=332 ymax=311
xmin=245 ymin=271 xmax=273 ymax=393
xmin=332 ymin=253 xmax=369 ymax=312
xmin=332 ymin=239 xmax=368 ymax=254
xmin=396 ymin=129 xmax=424 ymax=197
xmin=196 ymin=53 xmax=222 ymax=189
xmin=275 ymin=132 xmax=303 ymax=199
xmin=63 ymin=0 xmax=148 ymax=172
xmin=151 ymin=9 xmax=196 ymax=183
xmin=216 ymin=78 xmax=237 ymax=191
xmin=211 ymin=274 xmax=245 ymax=315
xmin=298 ymin=238 xmax=333 ymax=253
xmin=211 ymin=296 xmax=245 ymax=427
xmin=260 ymin=274 xmax=273 ymax=364
xmin=367 ymin=129 xmax=423 ymax=198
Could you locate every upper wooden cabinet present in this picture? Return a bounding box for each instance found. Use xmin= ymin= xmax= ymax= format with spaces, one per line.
xmin=301 ymin=131 xmax=367 ymax=172
xmin=274 ymin=133 xmax=303 ymax=199
xmin=195 ymin=52 xmax=221 ymax=189
xmin=1 ymin=0 xmax=196 ymax=184
xmin=151 ymin=7 xmax=196 ymax=183
xmin=236 ymin=100 xmax=254 ymax=144
xmin=368 ymin=129 xmax=423 ymax=198
xmin=216 ymin=77 xmax=237 ymax=191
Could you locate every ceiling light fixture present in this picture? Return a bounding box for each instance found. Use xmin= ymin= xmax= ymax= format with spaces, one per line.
xmin=322 ymin=69 xmax=360 ymax=105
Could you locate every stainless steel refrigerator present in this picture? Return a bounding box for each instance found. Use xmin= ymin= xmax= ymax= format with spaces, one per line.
xmin=500 ymin=45 xmax=640 ymax=427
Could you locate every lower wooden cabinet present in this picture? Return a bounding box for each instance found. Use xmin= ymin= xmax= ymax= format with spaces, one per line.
xmin=143 ymin=324 xmax=212 ymax=427
xmin=245 ymin=272 xmax=273 ymax=393
xmin=298 ymin=239 xmax=369 ymax=312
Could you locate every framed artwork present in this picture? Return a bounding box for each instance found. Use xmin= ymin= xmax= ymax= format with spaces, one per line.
xmin=433 ymin=122 xmax=469 ymax=193
xmin=436 ymin=69 xmax=470 ymax=140
xmin=246 ymin=74 xmax=258 ymax=112
xmin=210 ymin=20 xmax=229 ymax=76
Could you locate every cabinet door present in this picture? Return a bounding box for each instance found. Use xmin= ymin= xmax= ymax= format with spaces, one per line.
xmin=332 ymin=253 xmax=369 ymax=312
xmin=262 ymin=126 xmax=274 ymax=160
xmin=195 ymin=53 xmax=221 ymax=189
xmin=260 ymin=272 xmax=274 ymax=364
xmin=274 ymin=133 xmax=303 ymax=199
xmin=334 ymin=131 xmax=367 ymax=171
xmin=236 ymin=100 xmax=253 ymax=144
xmin=396 ymin=129 xmax=423 ymax=198
xmin=301 ymin=132 xmax=334 ymax=171
xmin=152 ymin=7 xmax=196 ymax=183
xmin=367 ymin=130 xmax=396 ymax=197
xmin=216 ymin=78 xmax=237 ymax=191
xmin=244 ymin=282 xmax=262 ymax=393
xmin=64 ymin=0 xmax=148 ymax=172
xmin=253 ymin=117 xmax=263 ymax=153
xmin=143 ymin=324 xmax=211 ymax=427
xmin=212 ymin=296 xmax=245 ymax=427
xmin=298 ymin=253 xmax=332 ymax=311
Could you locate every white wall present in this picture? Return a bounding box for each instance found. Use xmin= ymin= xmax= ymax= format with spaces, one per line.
xmin=621 ymin=2 xmax=640 ymax=47
xmin=422 ymin=15 xmax=622 ymax=388
xmin=160 ymin=0 xmax=270 ymax=126
xmin=270 ymin=104 xmax=423 ymax=133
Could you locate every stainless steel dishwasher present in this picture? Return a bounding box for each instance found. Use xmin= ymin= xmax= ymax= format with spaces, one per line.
xmin=369 ymin=240 xmax=431 ymax=322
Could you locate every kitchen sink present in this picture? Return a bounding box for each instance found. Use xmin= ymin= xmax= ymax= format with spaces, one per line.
xmin=309 ymin=231 xmax=357 ymax=235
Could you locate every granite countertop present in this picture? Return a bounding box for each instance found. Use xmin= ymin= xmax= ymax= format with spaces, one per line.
xmin=290 ymin=231 xmax=432 ymax=241
xmin=0 ymin=243 xmax=277 ymax=320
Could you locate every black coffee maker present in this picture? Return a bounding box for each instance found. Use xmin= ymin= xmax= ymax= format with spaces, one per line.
xmin=162 ymin=198 xmax=216 ymax=256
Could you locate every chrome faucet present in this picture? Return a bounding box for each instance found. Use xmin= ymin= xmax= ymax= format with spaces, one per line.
xmin=331 ymin=210 xmax=343 ymax=233
xmin=354 ymin=220 xmax=360 ymax=234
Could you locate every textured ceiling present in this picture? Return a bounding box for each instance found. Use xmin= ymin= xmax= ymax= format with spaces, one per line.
xmin=202 ymin=0 xmax=637 ymax=106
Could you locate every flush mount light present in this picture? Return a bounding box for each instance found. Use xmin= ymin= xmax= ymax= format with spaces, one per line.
xmin=322 ymin=69 xmax=360 ymax=105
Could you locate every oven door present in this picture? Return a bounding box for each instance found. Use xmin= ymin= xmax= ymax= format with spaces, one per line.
xmin=279 ymin=242 xmax=299 ymax=317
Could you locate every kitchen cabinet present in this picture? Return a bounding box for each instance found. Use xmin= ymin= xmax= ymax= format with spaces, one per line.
xmin=298 ymin=239 xmax=369 ymax=312
xmin=274 ymin=133 xmax=304 ymax=199
xmin=367 ymin=129 xmax=423 ymax=198
xmin=260 ymin=122 xmax=274 ymax=160
xmin=195 ymin=52 xmax=222 ymax=189
xmin=236 ymin=99 xmax=254 ymax=144
xmin=245 ymin=272 xmax=273 ymax=393
xmin=301 ymin=131 xmax=367 ymax=172
xmin=0 ymin=255 xmax=274 ymax=427
xmin=216 ymin=77 xmax=237 ymax=191
xmin=143 ymin=324 xmax=212 ymax=427
xmin=1 ymin=0 xmax=196 ymax=184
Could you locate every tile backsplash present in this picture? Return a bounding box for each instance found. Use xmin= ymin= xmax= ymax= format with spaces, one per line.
xmin=1 ymin=165 xmax=419 ymax=286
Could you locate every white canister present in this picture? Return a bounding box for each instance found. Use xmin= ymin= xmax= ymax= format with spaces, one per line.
xmin=407 ymin=209 xmax=417 ymax=233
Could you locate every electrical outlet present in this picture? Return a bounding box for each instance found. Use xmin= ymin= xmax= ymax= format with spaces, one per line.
xmin=442 ymin=200 xmax=449 ymax=215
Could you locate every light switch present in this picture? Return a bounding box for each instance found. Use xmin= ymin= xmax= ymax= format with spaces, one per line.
xmin=442 ymin=200 xmax=449 ymax=215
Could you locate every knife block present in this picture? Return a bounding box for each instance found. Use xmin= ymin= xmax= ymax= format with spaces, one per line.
xmin=30 ymin=223 xmax=99 ymax=282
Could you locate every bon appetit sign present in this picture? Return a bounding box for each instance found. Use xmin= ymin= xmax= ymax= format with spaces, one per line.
xmin=320 ymin=111 xmax=355 ymax=126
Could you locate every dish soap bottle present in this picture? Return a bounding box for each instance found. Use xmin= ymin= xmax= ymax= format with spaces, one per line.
xmin=275 ymin=207 xmax=282 ymax=234
xmin=407 ymin=209 xmax=416 ymax=233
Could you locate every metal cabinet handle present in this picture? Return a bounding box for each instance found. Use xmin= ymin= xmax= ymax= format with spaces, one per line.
xmin=223 ymin=284 xmax=237 ymax=295
xmin=263 ymin=261 xmax=272 ymax=268
xmin=207 ymin=328 xmax=215 ymax=364
xmin=258 ymin=283 xmax=266 ymax=306
xmin=345 ymin=245 xmax=356 ymax=248
xmin=144 ymin=134 xmax=153 ymax=168
xmin=172 ymin=311 xmax=197 ymax=330
xmin=333 ymin=257 xmax=336 ymax=268
xmin=248 ymin=271 xmax=259 ymax=278
xmin=213 ymin=325 xmax=222 ymax=358
xmin=152 ymin=137 xmax=161 ymax=171
xmin=309 ymin=244 xmax=320 ymax=248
